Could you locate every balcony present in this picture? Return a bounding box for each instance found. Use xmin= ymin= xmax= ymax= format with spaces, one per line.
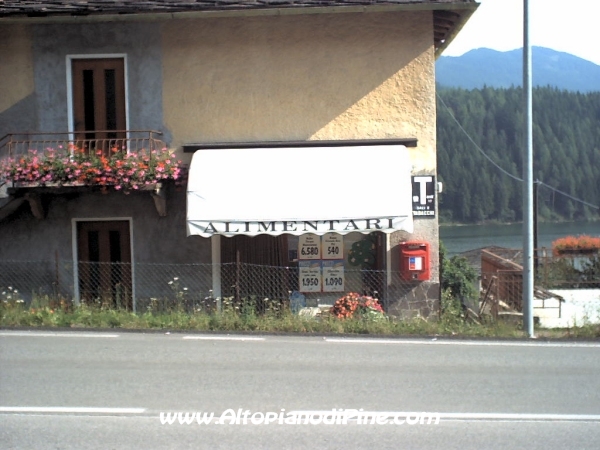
xmin=0 ymin=130 xmax=166 ymax=160
xmin=0 ymin=130 xmax=183 ymax=220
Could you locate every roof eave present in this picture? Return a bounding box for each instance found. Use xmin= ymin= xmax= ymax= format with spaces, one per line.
xmin=434 ymin=3 xmax=478 ymax=59
xmin=0 ymin=2 xmax=476 ymax=24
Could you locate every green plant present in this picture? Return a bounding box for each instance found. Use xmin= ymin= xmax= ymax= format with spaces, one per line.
xmin=0 ymin=287 xmax=26 ymax=316
xmin=347 ymin=235 xmax=377 ymax=269
xmin=167 ymin=276 xmax=188 ymax=311
xmin=581 ymin=256 xmax=600 ymax=288
xmin=439 ymin=242 xmax=478 ymax=316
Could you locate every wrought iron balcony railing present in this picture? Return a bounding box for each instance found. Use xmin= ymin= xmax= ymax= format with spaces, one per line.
xmin=0 ymin=130 xmax=166 ymax=160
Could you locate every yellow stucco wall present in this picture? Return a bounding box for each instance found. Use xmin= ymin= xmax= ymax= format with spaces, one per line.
xmin=161 ymin=11 xmax=436 ymax=170
xmin=0 ymin=24 xmax=34 ymax=114
xmin=162 ymin=11 xmax=440 ymax=280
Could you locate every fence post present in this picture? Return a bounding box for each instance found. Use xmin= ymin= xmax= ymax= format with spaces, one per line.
xmin=130 ymin=262 xmax=136 ymax=313
xmin=211 ymin=235 xmax=222 ymax=311
xmin=54 ymin=250 xmax=60 ymax=300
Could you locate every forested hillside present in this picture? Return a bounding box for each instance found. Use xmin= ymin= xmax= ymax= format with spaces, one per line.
xmin=436 ymin=86 xmax=600 ymax=224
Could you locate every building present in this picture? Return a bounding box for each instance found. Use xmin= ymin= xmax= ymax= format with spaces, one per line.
xmin=0 ymin=0 xmax=478 ymax=316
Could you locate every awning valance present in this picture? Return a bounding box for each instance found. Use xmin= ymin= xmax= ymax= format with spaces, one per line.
xmin=186 ymin=145 xmax=413 ymax=237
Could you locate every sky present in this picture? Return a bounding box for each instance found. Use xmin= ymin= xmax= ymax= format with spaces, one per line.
xmin=444 ymin=0 xmax=600 ymax=65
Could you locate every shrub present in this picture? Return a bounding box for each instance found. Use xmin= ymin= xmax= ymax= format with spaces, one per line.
xmin=439 ymin=241 xmax=478 ymax=318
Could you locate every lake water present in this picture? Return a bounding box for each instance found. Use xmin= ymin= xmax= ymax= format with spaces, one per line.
xmin=440 ymin=221 xmax=599 ymax=256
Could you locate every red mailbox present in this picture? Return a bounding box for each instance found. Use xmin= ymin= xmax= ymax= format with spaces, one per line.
xmin=399 ymin=241 xmax=430 ymax=281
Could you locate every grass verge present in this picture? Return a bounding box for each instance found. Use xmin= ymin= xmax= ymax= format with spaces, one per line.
xmin=2 ymin=302 xmax=598 ymax=339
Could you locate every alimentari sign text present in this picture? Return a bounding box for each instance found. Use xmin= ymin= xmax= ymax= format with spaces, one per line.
xmin=190 ymin=217 xmax=409 ymax=237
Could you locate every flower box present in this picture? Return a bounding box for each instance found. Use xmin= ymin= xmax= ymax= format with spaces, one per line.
xmin=552 ymin=235 xmax=600 ymax=256
xmin=0 ymin=146 xmax=186 ymax=192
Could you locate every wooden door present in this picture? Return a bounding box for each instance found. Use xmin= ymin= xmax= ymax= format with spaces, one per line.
xmin=77 ymin=221 xmax=132 ymax=308
xmin=72 ymin=58 xmax=126 ymax=154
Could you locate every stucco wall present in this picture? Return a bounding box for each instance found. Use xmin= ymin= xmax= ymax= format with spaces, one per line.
xmin=161 ymin=11 xmax=440 ymax=285
xmin=162 ymin=11 xmax=436 ymax=159
xmin=0 ymin=188 xmax=211 ymax=306
xmin=32 ymin=21 xmax=165 ymax=135
xmin=0 ymin=22 xmax=166 ymax=138
xmin=0 ymin=24 xmax=36 ymax=133
xmin=0 ymin=189 xmax=209 ymax=264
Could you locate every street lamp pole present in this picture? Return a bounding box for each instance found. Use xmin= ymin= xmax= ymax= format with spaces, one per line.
xmin=523 ymin=0 xmax=535 ymax=338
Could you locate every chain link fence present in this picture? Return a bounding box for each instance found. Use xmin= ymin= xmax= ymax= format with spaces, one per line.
xmin=0 ymin=260 xmax=408 ymax=314
xmin=2 ymin=253 xmax=596 ymax=316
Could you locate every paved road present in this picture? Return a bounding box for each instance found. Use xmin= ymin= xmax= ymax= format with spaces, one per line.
xmin=1 ymin=331 xmax=600 ymax=449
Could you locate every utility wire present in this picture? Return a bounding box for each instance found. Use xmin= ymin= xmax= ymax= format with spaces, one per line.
xmin=436 ymin=91 xmax=599 ymax=210
xmin=537 ymin=181 xmax=599 ymax=210
xmin=436 ymin=93 xmax=523 ymax=183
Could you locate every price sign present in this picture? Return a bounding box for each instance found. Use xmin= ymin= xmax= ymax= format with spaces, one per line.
xmin=299 ymin=261 xmax=322 ymax=293
xmin=322 ymin=260 xmax=345 ymax=292
xmin=298 ymin=234 xmax=321 ymax=260
xmin=322 ymin=233 xmax=343 ymax=260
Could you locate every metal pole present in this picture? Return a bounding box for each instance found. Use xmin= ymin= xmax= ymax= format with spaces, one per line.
xmin=533 ymin=180 xmax=539 ymax=274
xmin=523 ymin=0 xmax=535 ymax=337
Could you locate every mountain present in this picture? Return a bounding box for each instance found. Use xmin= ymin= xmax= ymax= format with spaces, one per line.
xmin=436 ymin=47 xmax=600 ymax=93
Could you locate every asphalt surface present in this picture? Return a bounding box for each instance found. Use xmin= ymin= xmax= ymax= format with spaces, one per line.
xmin=1 ymin=331 xmax=600 ymax=449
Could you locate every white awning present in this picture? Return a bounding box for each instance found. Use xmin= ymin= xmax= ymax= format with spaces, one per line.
xmin=186 ymin=145 xmax=413 ymax=237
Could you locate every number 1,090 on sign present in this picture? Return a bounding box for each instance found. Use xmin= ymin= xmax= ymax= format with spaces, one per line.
xmin=324 ymin=277 xmax=343 ymax=286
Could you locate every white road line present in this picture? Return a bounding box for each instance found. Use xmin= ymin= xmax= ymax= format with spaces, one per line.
xmin=288 ymin=410 xmax=600 ymax=422
xmin=0 ymin=332 xmax=119 ymax=338
xmin=0 ymin=407 xmax=145 ymax=414
xmin=439 ymin=412 xmax=600 ymax=421
xmin=182 ymin=336 xmax=265 ymax=341
xmin=323 ymin=338 xmax=600 ymax=348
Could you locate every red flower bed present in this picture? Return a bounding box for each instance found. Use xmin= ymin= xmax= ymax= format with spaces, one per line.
xmin=331 ymin=292 xmax=384 ymax=319
xmin=0 ymin=145 xmax=185 ymax=191
xmin=552 ymin=235 xmax=600 ymax=256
